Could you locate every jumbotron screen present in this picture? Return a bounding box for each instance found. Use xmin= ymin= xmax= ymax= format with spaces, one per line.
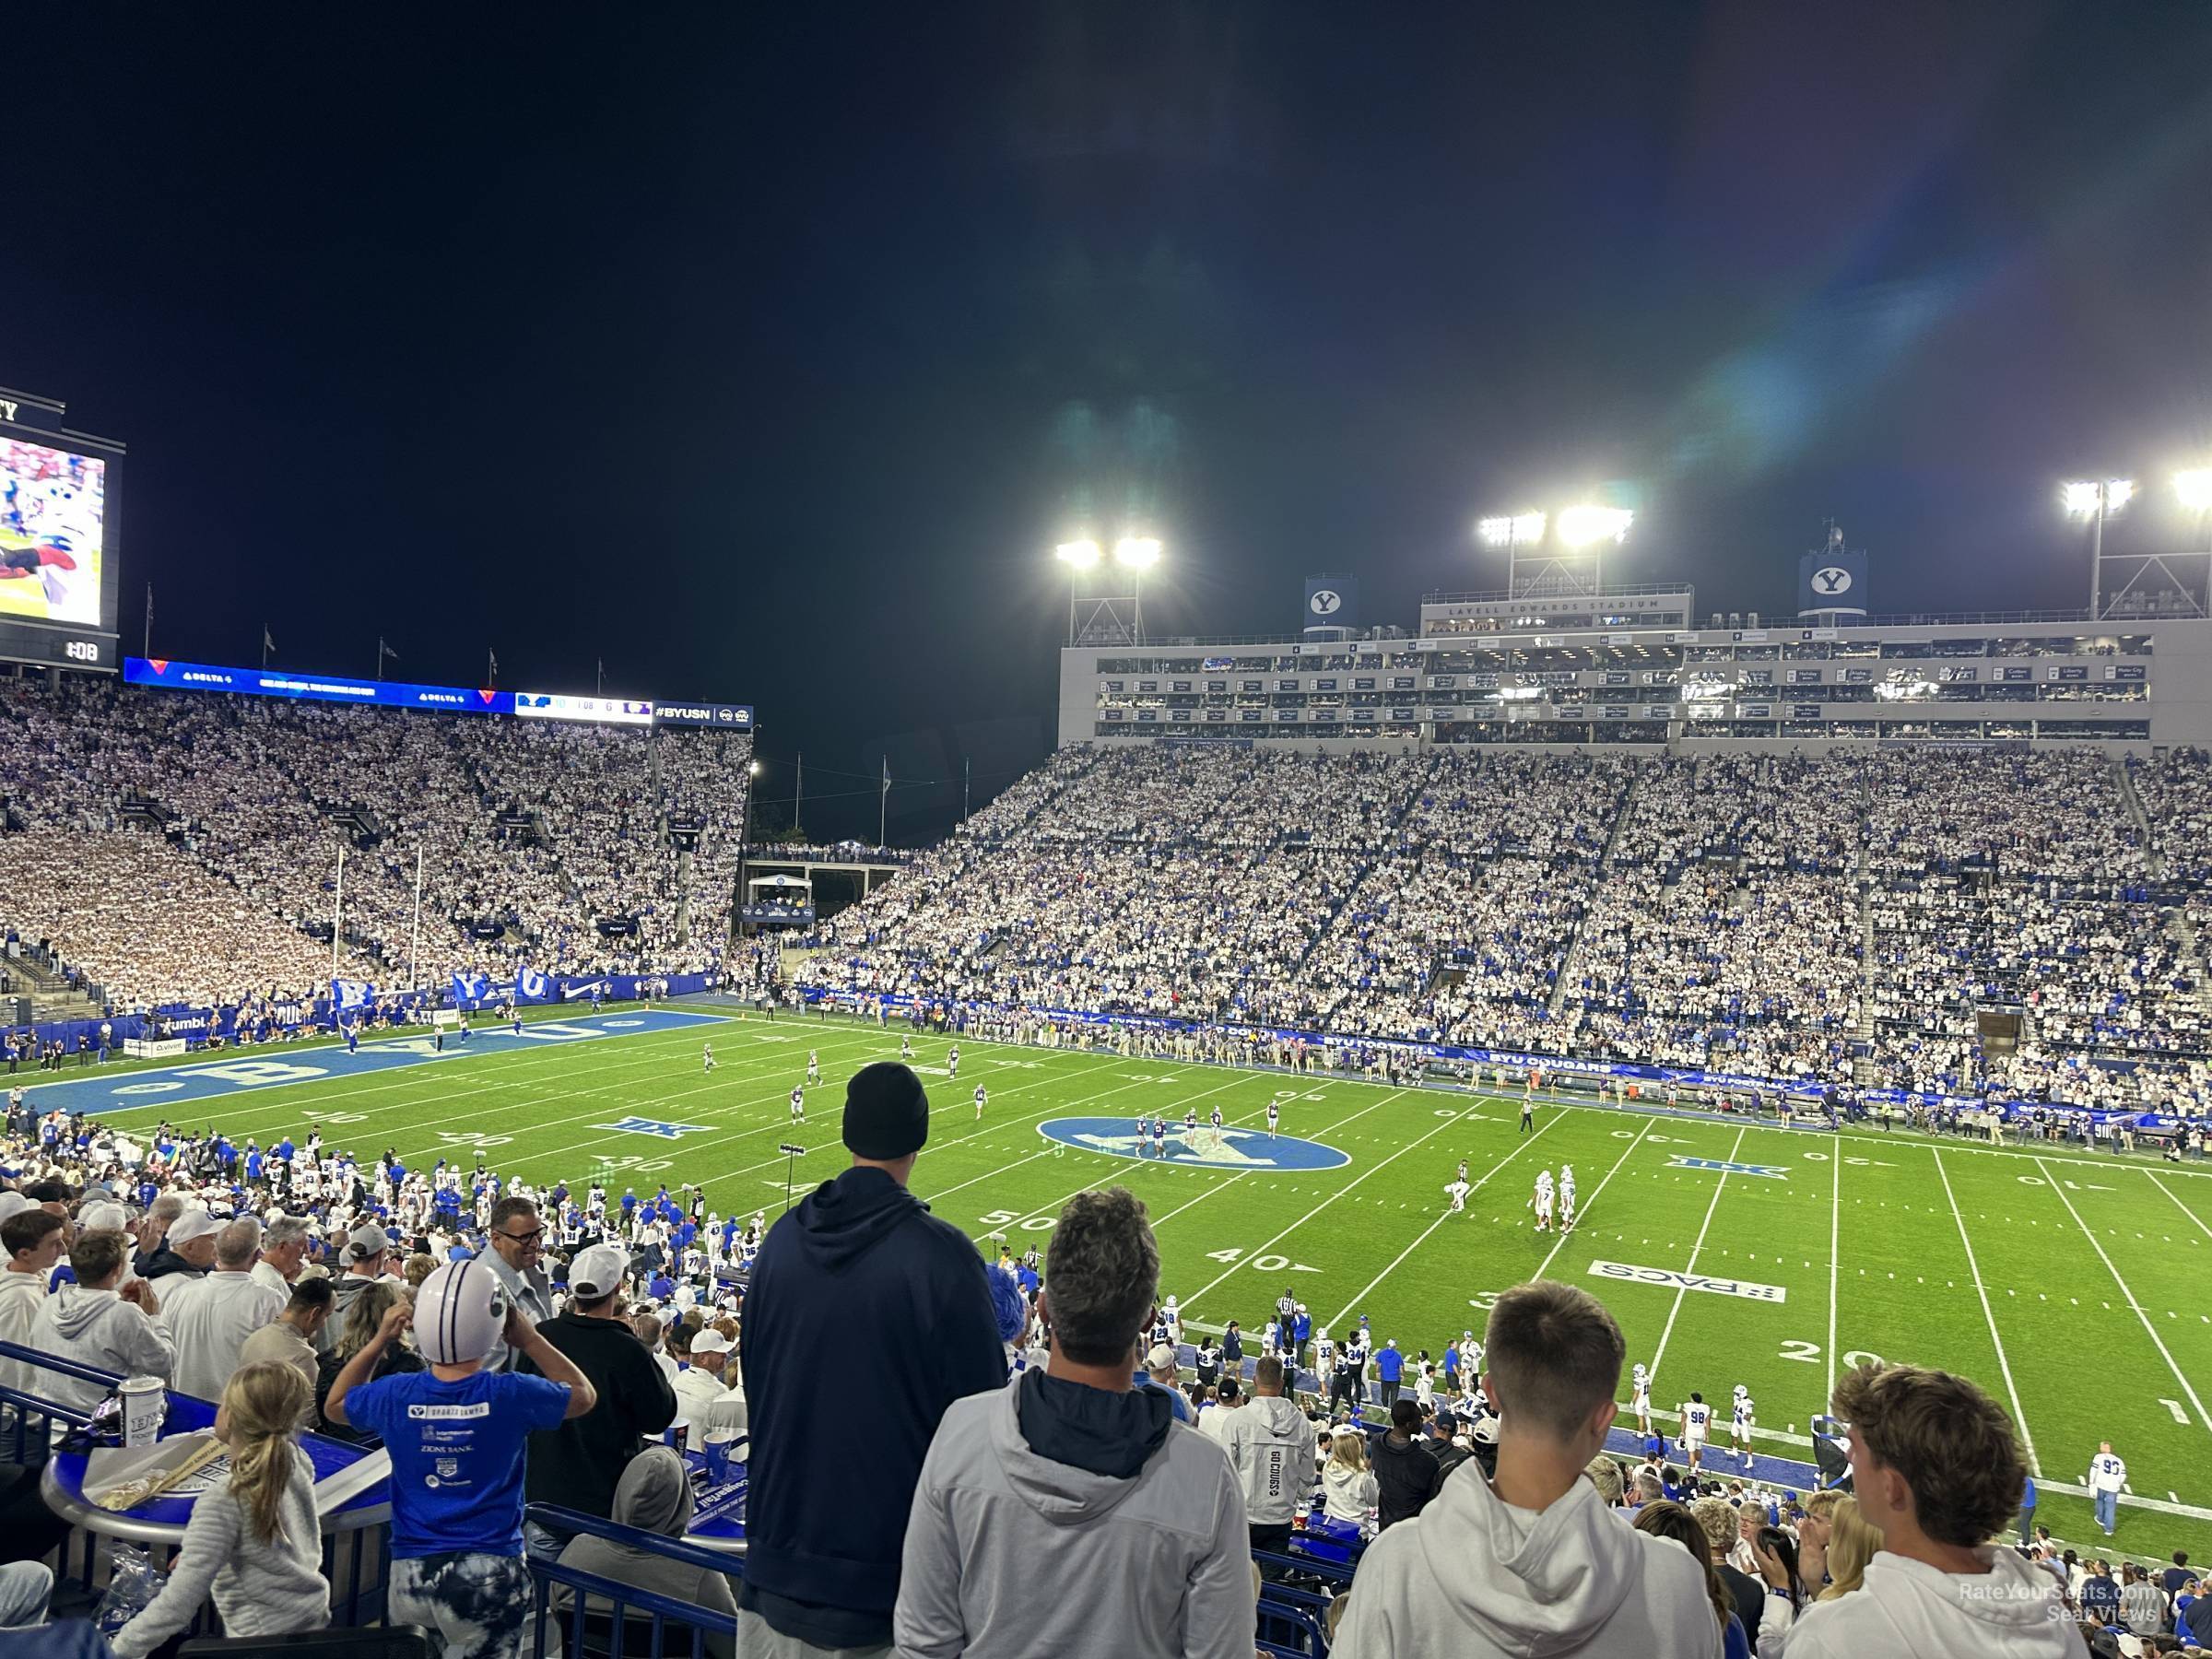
xmin=0 ymin=435 xmax=107 ymax=627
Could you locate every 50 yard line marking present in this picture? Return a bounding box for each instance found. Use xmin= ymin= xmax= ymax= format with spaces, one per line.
xmin=2035 ymin=1156 xmax=2212 ymax=1436
xmin=1647 ymin=1125 xmax=1746 ymax=1390
xmin=1934 ymin=1149 xmax=2039 ymax=1473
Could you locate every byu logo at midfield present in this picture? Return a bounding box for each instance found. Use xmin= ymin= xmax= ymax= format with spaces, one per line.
xmin=1308 ymin=589 xmax=1343 ymax=615
xmin=1038 ymin=1116 xmax=1349 ymax=1171
xmin=1811 ymin=565 xmax=1853 ymax=595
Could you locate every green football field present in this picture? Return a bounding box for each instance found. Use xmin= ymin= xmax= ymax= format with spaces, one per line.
xmin=65 ymin=1005 xmax=2212 ymax=1559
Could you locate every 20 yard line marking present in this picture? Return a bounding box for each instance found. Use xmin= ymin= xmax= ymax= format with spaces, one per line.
xmin=1323 ymin=1114 xmax=1566 ymax=1329
xmin=1933 ymin=1150 xmax=2040 ymax=1472
xmin=2035 ymin=1157 xmax=2212 ymax=1435
xmin=1647 ymin=1126 xmax=1746 ymax=1390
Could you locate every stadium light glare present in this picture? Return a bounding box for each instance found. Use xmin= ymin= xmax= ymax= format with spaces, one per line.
xmin=2061 ymin=481 xmax=2101 ymax=515
xmin=748 ymin=760 xmax=761 ymax=777
xmin=1054 ymin=538 xmax=1101 ymax=570
xmin=1112 ymin=536 xmax=1163 ymax=571
xmin=2063 ymin=479 xmax=2133 ymax=515
xmin=1554 ymin=504 xmax=1634 ymax=547
xmin=2174 ymin=469 xmax=2212 ymax=511
xmin=2105 ymin=477 xmax=2136 ymax=511
xmin=1477 ymin=512 xmax=1547 ymax=547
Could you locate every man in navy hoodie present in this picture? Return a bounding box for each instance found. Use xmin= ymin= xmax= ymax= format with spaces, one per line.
xmin=739 ymin=1062 xmax=1005 ymax=1657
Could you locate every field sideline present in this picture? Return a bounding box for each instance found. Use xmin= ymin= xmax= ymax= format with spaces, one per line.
xmin=33 ymin=1004 xmax=2212 ymax=1559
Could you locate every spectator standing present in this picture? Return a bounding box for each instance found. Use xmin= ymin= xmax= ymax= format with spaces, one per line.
xmin=1633 ymin=1501 xmax=1747 ymax=1658
xmin=1224 ymin=1355 xmax=1317 ymax=1554
xmin=327 ymin=1258 xmax=595 ymax=1659
xmin=322 ymin=1222 xmax=394 ymax=1354
xmin=1371 ymin=1398 xmax=1444 ymax=1529
xmin=477 ymin=1197 xmax=554 ymax=1371
xmin=236 ymin=1277 xmax=333 ymax=1393
xmin=0 ymin=1210 xmax=65 ymax=1397
xmin=1375 ymin=1339 xmax=1404 ymax=1410
xmin=738 ymin=1062 xmax=1005 ymax=1657
xmin=1195 ymin=1377 xmax=1241 ymax=1444
xmin=140 ymin=1207 xmax=218 ymax=1283
xmin=34 ymin=1233 xmax=172 ymax=1414
xmin=1759 ymin=1363 xmax=2078 ymax=1657
xmin=521 ymin=1242 xmax=677 ymax=1559
xmin=159 ymin=1218 xmax=285 ymax=1401
xmin=314 ymin=1281 xmax=422 ymax=1442
xmin=251 ymin=1217 xmax=315 ymax=1298
xmin=2161 ymin=1552 xmax=2191 ymax=1599
xmin=1322 ymin=1430 xmax=1380 ymax=1524
xmin=1424 ymin=1411 xmax=1470 ymax=1481
xmin=109 ymin=1362 xmax=330 ymax=1658
xmin=2018 ymin=1472 xmax=2038 ymax=1546
xmin=1138 ymin=1343 xmax=1192 ymax=1423
xmin=1330 ymin=1279 xmax=1718 ymax=1658
xmin=2118 ymin=1562 xmax=2166 ymax=1637
xmin=892 ymin=1186 xmax=1252 ymax=1659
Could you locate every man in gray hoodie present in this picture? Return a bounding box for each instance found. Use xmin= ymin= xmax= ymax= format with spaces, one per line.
xmin=33 ymin=1231 xmax=174 ymax=1416
xmin=894 ymin=1187 xmax=1253 ymax=1659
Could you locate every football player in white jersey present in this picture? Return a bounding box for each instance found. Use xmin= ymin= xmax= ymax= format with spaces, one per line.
xmin=1530 ymin=1168 xmax=1555 ymax=1232
xmin=947 ymin=1044 xmax=959 ymax=1078
xmin=1731 ymin=1384 xmax=1756 ymax=1468
xmin=1630 ymin=1362 xmax=1653 ymax=1435
xmin=788 ymin=1086 xmax=806 ymax=1124
xmin=1679 ymin=1391 xmax=1713 ymax=1469
xmin=900 ymin=1033 xmax=913 ymax=1061
xmin=1559 ymin=1163 xmax=1577 ymax=1229
xmin=702 ymin=1042 xmax=716 ymax=1074
xmin=806 ymin=1049 xmax=821 ymax=1084
xmin=1265 ymin=1100 xmax=1281 ymax=1138
xmin=1443 ymin=1176 xmax=1470 ymax=1212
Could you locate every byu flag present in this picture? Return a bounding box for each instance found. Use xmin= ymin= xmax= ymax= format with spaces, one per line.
xmin=517 ymin=964 xmax=552 ymax=1003
xmin=332 ymin=978 xmax=375 ymax=1012
xmin=451 ymin=971 xmax=489 ymax=1006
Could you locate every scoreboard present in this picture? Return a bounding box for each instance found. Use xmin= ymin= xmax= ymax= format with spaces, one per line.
xmin=0 ymin=384 xmax=123 ymax=672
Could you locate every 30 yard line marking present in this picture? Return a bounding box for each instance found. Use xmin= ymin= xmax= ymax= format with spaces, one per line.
xmin=1322 ymin=1114 xmax=1564 ymax=1329
xmin=2035 ymin=1157 xmax=2212 ymax=1435
xmin=1929 ymin=1149 xmax=2042 ymax=1472
xmin=1647 ymin=1126 xmax=1746 ymax=1390
xmin=1529 ymin=1119 xmax=1655 ymax=1283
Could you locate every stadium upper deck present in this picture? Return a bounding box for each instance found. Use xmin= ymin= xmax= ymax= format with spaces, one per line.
xmin=1060 ymin=594 xmax=2212 ymax=750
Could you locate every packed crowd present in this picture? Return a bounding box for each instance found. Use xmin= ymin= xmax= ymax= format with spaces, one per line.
xmin=804 ymin=743 xmax=2212 ymax=1113
xmin=0 ymin=679 xmax=753 ymax=1011
xmin=1 ymin=1063 xmax=2183 ymax=1657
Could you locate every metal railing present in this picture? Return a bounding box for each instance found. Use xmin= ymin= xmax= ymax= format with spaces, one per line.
xmin=524 ymin=1504 xmax=737 ymax=1659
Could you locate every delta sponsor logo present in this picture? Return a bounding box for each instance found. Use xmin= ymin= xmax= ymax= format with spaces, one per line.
xmin=1588 ymin=1261 xmax=1788 ymax=1302
xmin=1668 ymin=1156 xmax=1790 ymax=1179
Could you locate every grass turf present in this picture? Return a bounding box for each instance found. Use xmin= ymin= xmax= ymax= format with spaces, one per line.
xmin=65 ymin=1005 xmax=2212 ymax=1560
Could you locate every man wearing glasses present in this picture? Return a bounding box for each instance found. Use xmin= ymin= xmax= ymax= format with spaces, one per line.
xmin=480 ymin=1196 xmax=555 ymax=1371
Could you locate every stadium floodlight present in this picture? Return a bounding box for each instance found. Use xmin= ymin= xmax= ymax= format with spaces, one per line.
xmin=1477 ymin=512 xmax=1547 ymax=547
xmin=1554 ymin=504 xmax=1634 ymax=547
xmin=748 ymin=760 xmax=761 ymax=777
xmin=2063 ymin=479 xmax=2132 ymax=515
xmin=2175 ymin=468 xmax=2212 ymax=512
xmin=1054 ymin=538 xmax=1102 ymax=570
xmin=1112 ymin=535 xmax=1163 ymax=571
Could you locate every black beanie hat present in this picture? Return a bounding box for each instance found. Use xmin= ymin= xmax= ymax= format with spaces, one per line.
xmin=843 ymin=1061 xmax=930 ymax=1160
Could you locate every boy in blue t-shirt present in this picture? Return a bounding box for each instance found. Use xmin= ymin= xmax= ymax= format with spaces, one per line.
xmin=327 ymin=1258 xmax=595 ymax=1659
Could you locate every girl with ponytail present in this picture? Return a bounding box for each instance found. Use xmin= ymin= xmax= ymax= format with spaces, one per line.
xmin=112 ymin=1361 xmax=331 ymax=1658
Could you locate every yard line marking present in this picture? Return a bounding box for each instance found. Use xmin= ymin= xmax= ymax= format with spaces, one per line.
xmin=2147 ymin=1172 xmax=2212 ymax=1242
xmin=1182 ymin=1095 xmax=1504 ymax=1317
xmin=2035 ymin=1157 xmax=2212 ymax=1435
xmin=1529 ymin=1119 xmax=1655 ymax=1284
xmin=925 ymin=1072 xmax=1256 ymax=1206
xmin=1647 ymin=1126 xmax=1746 ymax=1390
xmin=1933 ymin=1149 xmax=2038 ymax=1472
xmin=1323 ymin=1114 xmax=1565 ymax=1329
xmin=1827 ymin=1128 xmax=1841 ymax=1405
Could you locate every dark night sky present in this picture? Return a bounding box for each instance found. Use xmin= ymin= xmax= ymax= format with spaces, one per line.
xmin=8 ymin=5 xmax=2212 ymax=840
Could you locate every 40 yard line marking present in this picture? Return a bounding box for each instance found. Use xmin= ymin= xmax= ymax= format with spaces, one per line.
xmin=1647 ymin=1125 xmax=1746 ymax=1390
xmin=1322 ymin=1113 xmax=1565 ymax=1329
xmin=1934 ymin=1149 xmax=2039 ymax=1473
xmin=2035 ymin=1156 xmax=2212 ymax=1435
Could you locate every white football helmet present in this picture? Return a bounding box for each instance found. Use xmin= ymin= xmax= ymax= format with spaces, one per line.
xmin=415 ymin=1258 xmax=510 ymax=1365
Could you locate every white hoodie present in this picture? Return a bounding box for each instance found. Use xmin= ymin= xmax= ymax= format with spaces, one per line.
xmin=1331 ymin=1467 xmax=1723 ymax=1659
xmin=33 ymin=1282 xmax=175 ymax=1414
xmin=1762 ymin=1547 xmax=2087 ymax=1658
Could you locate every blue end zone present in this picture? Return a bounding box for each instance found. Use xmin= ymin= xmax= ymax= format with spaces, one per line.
xmin=1040 ymin=1115 xmax=1350 ymax=1171
xmin=18 ymin=1008 xmax=723 ymax=1119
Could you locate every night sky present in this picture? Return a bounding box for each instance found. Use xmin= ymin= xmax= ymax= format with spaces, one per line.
xmin=9 ymin=6 xmax=2212 ymax=840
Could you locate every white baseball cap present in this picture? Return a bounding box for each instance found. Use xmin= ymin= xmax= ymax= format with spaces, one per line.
xmin=77 ymin=1200 xmax=129 ymax=1233
xmin=167 ymin=1208 xmax=221 ymax=1246
xmin=569 ymin=1243 xmax=631 ymax=1300
xmin=416 ymin=1258 xmax=508 ymax=1364
xmin=0 ymin=1193 xmax=33 ymax=1227
xmin=690 ymin=1327 xmax=734 ymax=1356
